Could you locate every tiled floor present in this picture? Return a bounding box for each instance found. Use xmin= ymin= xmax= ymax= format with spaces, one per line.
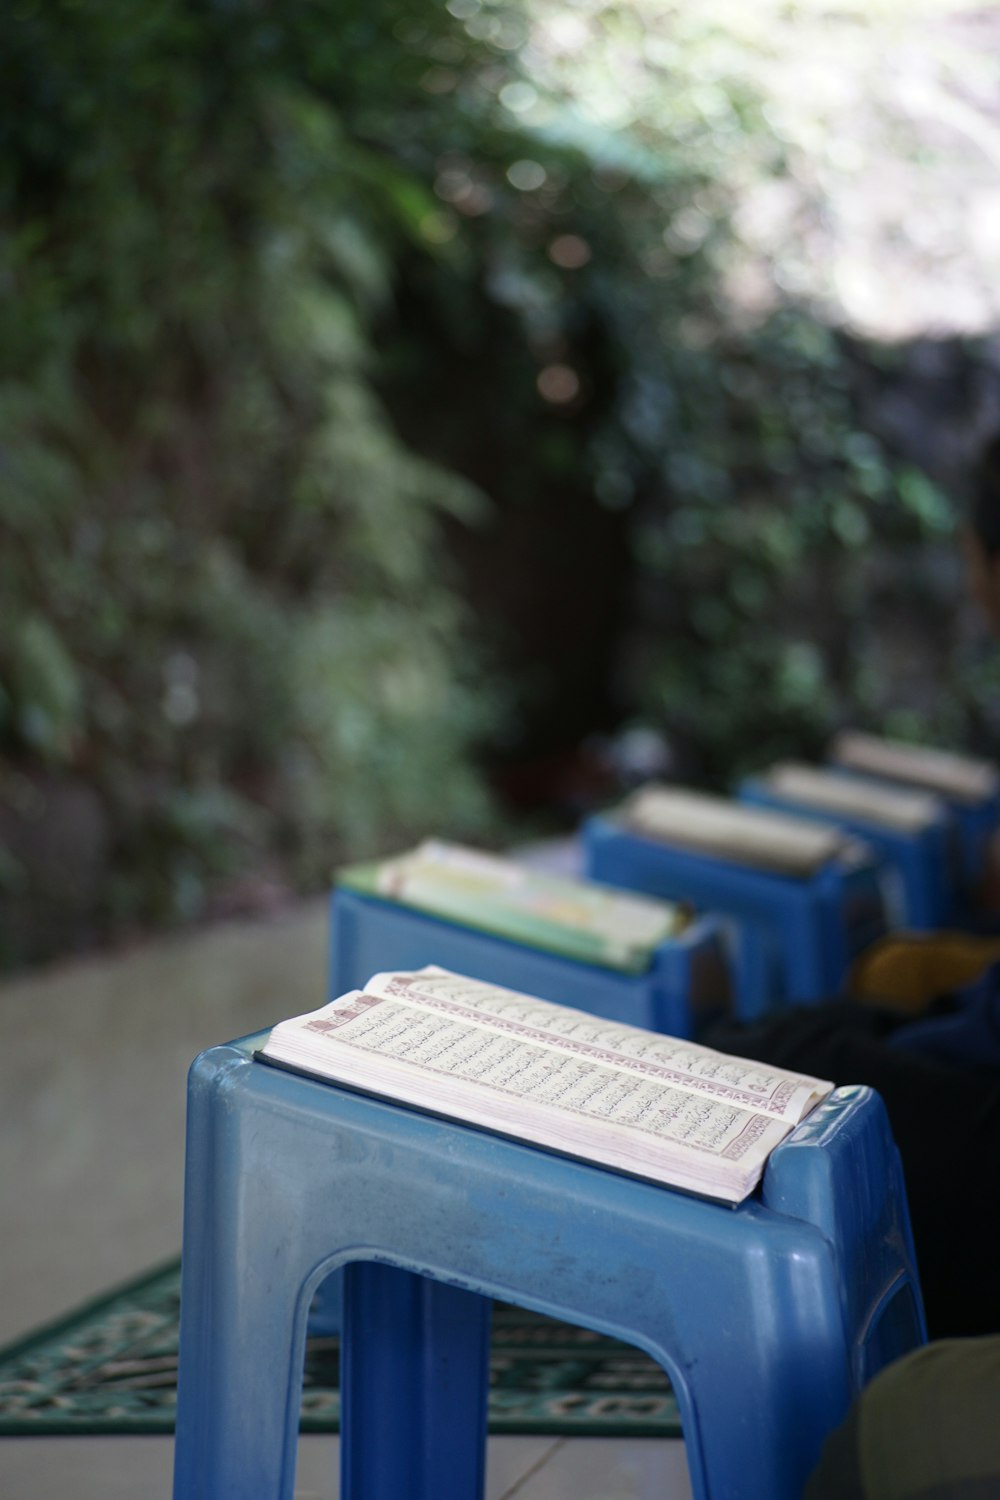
xmin=0 ymin=901 xmax=691 ymax=1499
xmin=1 ymin=1435 xmax=693 ymax=1500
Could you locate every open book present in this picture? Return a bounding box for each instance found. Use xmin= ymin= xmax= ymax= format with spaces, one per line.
xmin=259 ymin=967 xmax=833 ymax=1205
xmin=339 ymin=840 xmax=689 ymax=974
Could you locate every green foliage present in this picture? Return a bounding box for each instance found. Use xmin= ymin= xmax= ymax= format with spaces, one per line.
xmin=319 ymin=0 xmax=974 ymax=783
xmin=1 ymin=0 xmax=991 ymax=964
xmin=622 ymin=307 xmax=964 ymax=782
xmin=0 ymin=0 xmax=499 ymax=959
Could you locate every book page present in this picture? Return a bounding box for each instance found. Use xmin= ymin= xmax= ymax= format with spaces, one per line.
xmin=261 ymin=987 xmax=794 ymax=1202
xmin=363 ymin=969 xmax=831 ymax=1123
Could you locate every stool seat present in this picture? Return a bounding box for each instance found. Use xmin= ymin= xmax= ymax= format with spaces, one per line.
xmin=330 ymin=886 xmax=728 ymax=1040
xmin=828 ymin=731 xmax=1000 ymax=904
xmin=740 ymin=767 xmax=956 ymax=930
xmin=584 ymin=810 xmax=886 ymax=1019
xmin=174 ymin=1035 xmax=925 ymax=1500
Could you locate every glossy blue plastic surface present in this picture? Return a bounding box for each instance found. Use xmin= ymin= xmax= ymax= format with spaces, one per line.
xmin=328 ymin=887 xmax=728 ymax=1039
xmin=739 ymin=776 xmax=957 ymax=929
xmin=174 ymin=1041 xmax=925 ymax=1500
xmin=939 ymin=794 xmax=1000 ymax=894
xmin=582 ymin=814 xmax=887 ymax=1019
xmin=827 ymin=769 xmax=1000 ymax=904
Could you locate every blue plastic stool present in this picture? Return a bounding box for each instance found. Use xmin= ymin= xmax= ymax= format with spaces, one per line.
xmin=739 ymin=772 xmax=956 ymax=929
xmin=174 ymin=1039 xmax=925 ymax=1500
xmin=309 ymin=884 xmax=729 ymax=1334
xmin=583 ymin=813 xmax=886 ymax=1019
xmin=933 ymin=794 xmax=999 ymax=900
xmin=828 ymin=737 xmax=1000 ymax=903
xmin=329 ymin=886 xmax=728 ymax=1039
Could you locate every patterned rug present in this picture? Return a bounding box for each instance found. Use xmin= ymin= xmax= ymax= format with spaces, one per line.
xmin=0 ymin=1261 xmax=682 ymax=1438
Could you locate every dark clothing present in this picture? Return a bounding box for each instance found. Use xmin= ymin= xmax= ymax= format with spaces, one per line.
xmin=708 ymin=971 xmax=1000 ymax=1497
xmin=805 ymin=1337 xmax=1000 ymax=1500
xmin=705 ymin=1000 xmax=1000 ymax=1341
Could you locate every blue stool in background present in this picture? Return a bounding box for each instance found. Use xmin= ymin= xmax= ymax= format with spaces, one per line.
xmin=328 ymin=885 xmax=728 ymax=1039
xmin=829 ymin=731 xmax=1000 ymax=907
xmin=173 ymin=1037 xmax=925 ymax=1500
xmin=740 ymin=762 xmax=956 ymax=929
xmin=584 ymin=794 xmax=887 ymax=1020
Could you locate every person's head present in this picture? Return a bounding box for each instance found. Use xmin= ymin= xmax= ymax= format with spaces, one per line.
xmin=965 ymin=433 xmax=1000 ymax=636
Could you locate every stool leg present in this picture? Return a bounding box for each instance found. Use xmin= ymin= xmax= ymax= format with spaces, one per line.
xmin=174 ymin=1053 xmax=315 ymax=1500
xmin=341 ymin=1263 xmax=492 ymax=1500
xmin=173 ymin=1229 xmax=310 ymax=1499
xmin=648 ymin=1306 xmax=852 ymax=1500
xmin=736 ymin=925 xmax=777 ymax=1019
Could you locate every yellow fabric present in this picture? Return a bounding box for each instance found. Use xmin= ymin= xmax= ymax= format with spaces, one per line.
xmin=848 ymin=932 xmax=1000 ymax=1014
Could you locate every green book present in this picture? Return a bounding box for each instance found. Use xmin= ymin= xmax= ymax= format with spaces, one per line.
xmin=337 ymin=841 xmax=689 ymax=975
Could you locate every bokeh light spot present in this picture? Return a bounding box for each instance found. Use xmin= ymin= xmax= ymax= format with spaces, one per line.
xmin=548 ymin=234 xmax=592 ymax=269
xmin=419 ymin=212 xmax=458 ymax=244
xmin=420 ymin=68 xmax=457 ymax=95
xmin=537 ymin=365 xmax=580 ymax=404
xmin=507 ymin=159 xmax=547 ymax=191
xmin=499 ymin=81 xmax=539 ymax=114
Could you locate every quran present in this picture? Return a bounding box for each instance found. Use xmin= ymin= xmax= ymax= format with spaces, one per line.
xmin=259 ymin=967 xmax=833 ymax=1205
xmin=618 ymin=784 xmax=854 ymax=878
xmin=338 ymin=840 xmax=689 ymax=974
xmin=830 ymin=731 xmax=999 ymax=805
xmin=759 ymin=762 xmax=944 ymax=834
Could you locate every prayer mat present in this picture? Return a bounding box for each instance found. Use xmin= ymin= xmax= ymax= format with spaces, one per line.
xmin=0 ymin=1261 xmax=682 ymax=1439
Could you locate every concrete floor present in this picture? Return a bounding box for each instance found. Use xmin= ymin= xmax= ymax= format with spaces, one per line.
xmin=0 ymin=899 xmax=692 ymax=1498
